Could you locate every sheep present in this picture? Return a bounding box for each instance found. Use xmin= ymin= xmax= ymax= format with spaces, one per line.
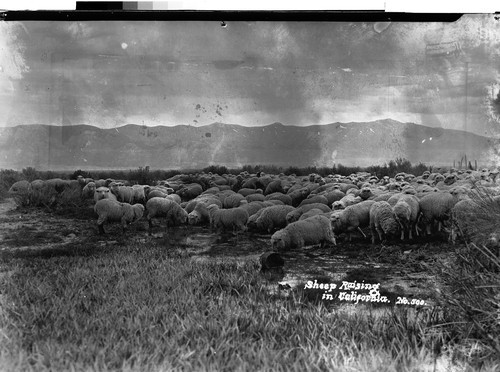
xmin=207 ymin=204 xmax=249 ymax=233
xmin=286 ymin=203 xmax=332 ymax=224
xmin=330 ymin=200 xmax=375 ymax=241
xmin=265 ymin=192 xmax=293 ymax=206
xmin=8 ymin=180 xmax=31 ymax=206
xmin=238 ymin=188 xmax=263 ymax=197
xmin=238 ymin=200 xmax=268 ymax=217
xmin=146 ymin=197 xmax=188 ymax=231
xmin=418 ymin=191 xmax=459 ymax=235
xmin=252 ymin=205 xmax=296 ymax=233
xmin=176 ymin=183 xmax=203 ymax=201
xmin=449 ymin=198 xmax=483 ymax=244
xmin=332 ymin=194 xmax=362 ymax=210
xmin=110 ymin=183 xmax=135 ymax=204
xmin=299 ymin=194 xmax=329 ymax=207
xmin=298 ymin=208 xmax=326 ymax=220
xmin=94 ymin=187 xmax=118 ymax=203
xmin=287 ymin=187 xmax=310 ymax=207
xmin=223 ymin=193 xmax=246 ymax=208
xmin=271 ymin=215 xmax=336 ymax=250
xmin=131 ymin=184 xmax=147 ymax=204
xmin=94 ymin=199 xmax=145 ymax=234
xmin=165 ymin=194 xmax=182 ymax=204
xmin=392 ymin=195 xmax=420 ymax=240
xmin=246 ymin=193 xmax=266 ymax=203
xmin=82 ymin=181 xmax=96 ymax=200
xmin=188 ymin=202 xmax=211 ymax=226
xmin=29 ymin=179 xmax=46 ymax=206
xmin=368 ymin=201 xmax=400 ymax=244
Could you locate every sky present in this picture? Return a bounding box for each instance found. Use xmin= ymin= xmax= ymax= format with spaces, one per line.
xmin=1 ymin=15 xmax=500 ymax=136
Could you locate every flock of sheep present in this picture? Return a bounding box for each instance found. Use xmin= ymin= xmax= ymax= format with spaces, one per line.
xmin=7 ymin=167 xmax=500 ymax=250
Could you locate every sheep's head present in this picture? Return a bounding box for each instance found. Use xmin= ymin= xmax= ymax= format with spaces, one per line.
xmin=359 ymin=187 xmax=373 ymax=200
xmin=332 ymin=201 xmax=345 ymax=210
xmin=95 ymin=187 xmax=112 ymax=200
xmin=188 ymin=210 xmax=201 ymax=225
xmin=133 ymin=204 xmax=145 ymax=222
xmin=270 ymin=230 xmax=289 ymax=251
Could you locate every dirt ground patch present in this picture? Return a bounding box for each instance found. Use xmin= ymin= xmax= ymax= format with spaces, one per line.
xmin=0 ymin=198 xmax=454 ymax=308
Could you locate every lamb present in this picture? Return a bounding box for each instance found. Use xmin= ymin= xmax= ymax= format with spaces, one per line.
xmin=271 ymin=215 xmax=336 ymax=250
xmin=418 ymin=191 xmax=459 ymax=235
xmin=253 ymin=205 xmax=296 ymax=233
xmin=94 ymin=187 xmax=118 ymax=203
xmin=146 ymin=197 xmax=188 ymax=231
xmin=94 ymin=199 xmax=145 ymax=234
xmin=207 ymin=204 xmax=249 ymax=233
xmin=286 ymin=203 xmax=332 ymax=223
xmin=369 ymin=201 xmax=400 ymax=244
xmin=391 ymin=196 xmax=419 ymax=240
xmin=330 ymin=200 xmax=375 ymax=241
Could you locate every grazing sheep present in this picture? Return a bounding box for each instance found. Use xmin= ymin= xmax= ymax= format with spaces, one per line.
xmin=94 ymin=187 xmax=118 ymax=203
xmin=286 ymin=203 xmax=332 ymax=223
xmin=287 ymin=187 xmax=310 ymax=207
xmin=298 ymin=208 xmax=326 ymax=220
xmin=188 ymin=202 xmax=211 ymax=226
xmin=253 ymin=205 xmax=296 ymax=233
xmin=165 ymin=194 xmax=182 ymax=204
xmin=332 ymin=194 xmax=362 ymax=210
xmin=265 ymin=192 xmax=293 ymax=206
xmin=110 ymin=183 xmax=135 ymax=204
xmin=176 ymin=183 xmax=203 ymax=201
xmin=223 ymin=193 xmax=246 ymax=208
xmin=238 ymin=201 xmax=268 ymax=217
xmin=330 ymin=200 xmax=375 ymax=241
xmin=418 ymin=192 xmax=459 ymax=235
xmin=131 ymin=184 xmax=147 ymax=204
xmin=29 ymin=179 xmax=46 ymax=206
xmin=246 ymin=193 xmax=266 ymax=203
xmin=449 ymin=198 xmax=483 ymax=244
xmin=146 ymin=197 xmax=188 ymax=230
xmin=369 ymin=201 xmax=400 ymax=244
xmin=8 ymin=180 xmax=31 ymax=206
xmin=238 ymin=188 xmax=263 ymax=197
xmin=94 ymin=199 xmax=144 ymax=234
xmin=320 ymin=189 xmax=346 ymax=205
xmin=392 ymin=195 xmax=420 ymax=240
xmin=299 ymin=194 xmax=329 ymax=207
xmin=271 ymin=215 xmax=336 ymax=250
xmin=207 ymin=204 xmax=249 ymax=233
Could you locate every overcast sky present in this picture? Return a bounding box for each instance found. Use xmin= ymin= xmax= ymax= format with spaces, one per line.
xmin=1 ymin=15 xmax=500 ymax=136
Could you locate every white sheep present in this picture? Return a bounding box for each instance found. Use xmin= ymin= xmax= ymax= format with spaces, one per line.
xmin=82 ymin=181 xmax=96 ymax=200
xmin=271 ymin=215 xmax=336 ymax=250
xmin=330 ymin=200 xmax=375 ymax=241
xmin=94 ymin=199 xmax=145 ymax=234
xmin=146 ymin=197 xmax=188 ymax=231
xmin=369 ymin=201 xmax=400 ymax=244
xmin=8 ymin=180 xmax=31 ymax=206
xmin=223 ymin=193 xmax=246 ymax=208
xmin=418 ymin=191 xmax=459 ymax=235
xmin=94 ymin=187 xmax=118 ymax=203
xmin=286 ymin=203 xmax=332 ymax=224
xmin=207 ymin=204 xmax=249 ymax=233
xmin=298 ymin=208 xmax=327 ymax=220
xmin=392 ymin=195 xmax=420 ymax=240
xmin=253 ymin=205 xmax=296 ymax=233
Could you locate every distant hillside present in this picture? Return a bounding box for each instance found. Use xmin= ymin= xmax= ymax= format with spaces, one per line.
xmin=0 ymin=119 xmax=497 ymax=170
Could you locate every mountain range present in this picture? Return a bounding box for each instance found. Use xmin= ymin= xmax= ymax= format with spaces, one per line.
xmin=0 ymin=119 xmax=498 ymax=170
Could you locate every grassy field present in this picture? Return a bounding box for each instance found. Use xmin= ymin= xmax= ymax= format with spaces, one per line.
xmin=0 ymin=232 xmax=499 ymax=372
